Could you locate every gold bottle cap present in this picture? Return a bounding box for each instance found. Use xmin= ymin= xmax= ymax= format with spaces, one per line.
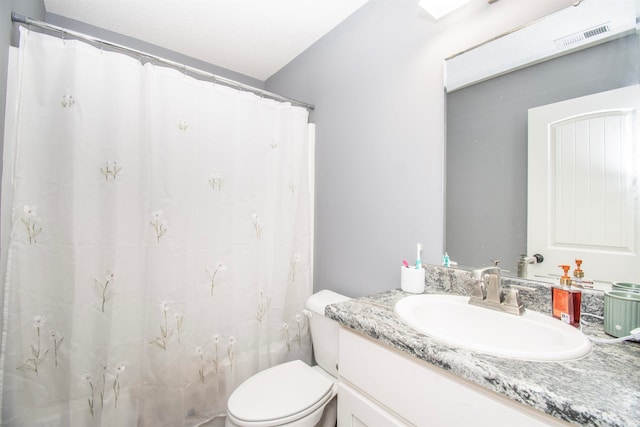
xmin=574 ymin=259 xmax=585 ymax=278
xmin=559 ymin=264 xmax=572 ymax=286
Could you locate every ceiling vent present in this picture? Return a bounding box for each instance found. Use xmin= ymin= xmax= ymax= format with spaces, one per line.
xmin=555 ymin=23 xmax=611 ymax=48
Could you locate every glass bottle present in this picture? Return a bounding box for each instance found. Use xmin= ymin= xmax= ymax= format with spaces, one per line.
xmin=551 ymin=264 xmax=582 ymax=327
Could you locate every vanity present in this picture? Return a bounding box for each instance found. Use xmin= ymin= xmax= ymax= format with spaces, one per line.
xmin=343 ymin=3 xmax=640 ymax=424
xmin=326 ymin=266 xmax=640 ymax=427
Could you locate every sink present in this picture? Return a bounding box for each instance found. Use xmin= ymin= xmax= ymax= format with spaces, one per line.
xmin=394 ymin=294 xmax=592 ymax=361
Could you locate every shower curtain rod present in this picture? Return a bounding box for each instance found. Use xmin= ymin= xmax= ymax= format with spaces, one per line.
xmin=10 ymin=12 xmax=315 ymax=111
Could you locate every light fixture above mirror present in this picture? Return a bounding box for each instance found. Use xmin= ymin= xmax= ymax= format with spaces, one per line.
xmin=445 ymin=0 xmax=638 ymax=91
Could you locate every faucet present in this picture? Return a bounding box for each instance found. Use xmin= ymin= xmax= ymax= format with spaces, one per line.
xmin=469 ymin=261 xmax=524 ymax=315
xmin=517 ymin=254 xmax=544 ymax=278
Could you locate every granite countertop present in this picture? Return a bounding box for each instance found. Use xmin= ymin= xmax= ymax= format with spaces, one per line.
xmin=325 ymin=269 xmax=640 ymax=427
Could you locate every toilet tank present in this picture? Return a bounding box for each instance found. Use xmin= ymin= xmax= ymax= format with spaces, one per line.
xmin=305 ymin=290 xmax=350 ymax=378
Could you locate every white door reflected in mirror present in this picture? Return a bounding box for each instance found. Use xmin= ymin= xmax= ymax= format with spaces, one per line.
xmin=528 ymin=85 xmax=640 ymax=285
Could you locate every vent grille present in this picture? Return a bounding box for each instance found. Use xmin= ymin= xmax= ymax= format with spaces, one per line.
xmin=583 ymin=25 xmax=609 ymax=38
xmin=555 ymin=22 xmax=611 ymax=48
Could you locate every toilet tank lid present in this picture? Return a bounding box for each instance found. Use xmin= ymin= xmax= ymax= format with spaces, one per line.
xmin=306 ymin=290 xmax=350 ymax=315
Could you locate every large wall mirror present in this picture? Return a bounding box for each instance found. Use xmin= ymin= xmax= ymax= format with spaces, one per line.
xmin=444 ymin=0 xmax=640 ymax=286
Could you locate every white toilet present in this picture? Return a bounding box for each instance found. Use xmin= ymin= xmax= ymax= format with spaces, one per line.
xmin=225 ymin=290 xmax=350 ymax=427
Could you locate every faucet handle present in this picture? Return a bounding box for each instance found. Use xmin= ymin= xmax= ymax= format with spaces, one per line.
xmin=503 ymin=288 xmax=524 ymax=314
xmin=489 ymin=260 xmax=511 ymax=276
xmin=470 ymin=281 xmax=486 ymax=300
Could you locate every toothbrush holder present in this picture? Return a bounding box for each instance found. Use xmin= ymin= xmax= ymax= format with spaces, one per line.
xmin=401 ymin=266 xmax=425 ymax=294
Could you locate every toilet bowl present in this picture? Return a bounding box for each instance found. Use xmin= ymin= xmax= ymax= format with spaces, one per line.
xmin=226 ymin=361 xmax=336 ymax=427
xmin=225 ymin=290 xmax=349 ymax=427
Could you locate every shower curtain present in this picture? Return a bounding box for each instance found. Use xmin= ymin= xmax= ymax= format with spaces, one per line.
xmin=0 ymin=28 xmax=314 ymax=426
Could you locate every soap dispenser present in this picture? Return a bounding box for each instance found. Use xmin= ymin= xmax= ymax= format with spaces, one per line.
xmin=572 ymin=259 xmax=594 ymax=288
xmin=551 ymin=265 xmax=582 ymax=327
xmin=573 ymin=259 xmax=584 ymax=279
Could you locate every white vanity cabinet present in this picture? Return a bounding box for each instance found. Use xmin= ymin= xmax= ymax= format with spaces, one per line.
xmin=337 ymin=328 xmax=568 ymax=427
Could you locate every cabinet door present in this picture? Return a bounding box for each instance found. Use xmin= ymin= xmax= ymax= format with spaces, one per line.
xmin=338 ymin=382 xmax=411 ymax=427
xmin=339 ymin=328 xmax=568 ymax=426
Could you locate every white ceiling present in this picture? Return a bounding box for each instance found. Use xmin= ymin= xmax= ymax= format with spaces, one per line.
xmin=43 ymin=0 xmax=371 ymax=81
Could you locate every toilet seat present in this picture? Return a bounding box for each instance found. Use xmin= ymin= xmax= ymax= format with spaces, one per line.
xmin=227 ymin=360 xmax=335 ymax=427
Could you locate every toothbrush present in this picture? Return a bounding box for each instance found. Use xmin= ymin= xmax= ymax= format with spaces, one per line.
xmin=415 ymin=243 xmax=422 ymax=269
xmin=402 ymin=260 xmax=410 ymax=268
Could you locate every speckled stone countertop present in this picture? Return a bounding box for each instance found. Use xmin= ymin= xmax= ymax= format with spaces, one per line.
xmin=325 ymin=265 xmax=640 ymax=427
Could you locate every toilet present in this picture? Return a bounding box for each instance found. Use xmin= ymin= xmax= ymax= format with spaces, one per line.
xmin=225 ymin=290 xmax=350 ymax=427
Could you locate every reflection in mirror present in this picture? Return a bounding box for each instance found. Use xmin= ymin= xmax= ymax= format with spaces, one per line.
xmin=444 ymin=1 xmax=640 ymax=286
xmin=528 ymin=85 xmax=640 ymax=284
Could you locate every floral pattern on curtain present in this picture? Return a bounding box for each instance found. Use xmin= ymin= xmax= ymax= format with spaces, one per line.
xmin=0 ymin=28 xmax=314 ymax=426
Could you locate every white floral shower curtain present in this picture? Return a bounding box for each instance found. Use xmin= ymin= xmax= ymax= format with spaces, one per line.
xmin=0 ymin=28 xmax=314 ymax=426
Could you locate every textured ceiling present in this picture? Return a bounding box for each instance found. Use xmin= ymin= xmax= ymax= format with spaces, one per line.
xmin=43 ymin=0 xmax=371 ymax=81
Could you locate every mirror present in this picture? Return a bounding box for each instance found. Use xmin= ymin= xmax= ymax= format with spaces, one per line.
xmin=444 ymin=1 xmax=640 ymax=285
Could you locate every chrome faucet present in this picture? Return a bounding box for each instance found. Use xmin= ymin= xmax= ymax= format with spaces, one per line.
xmin=517 ymin=254 xmax=544 ymax=278
xmin=469 ymin=262 xmax=524 ymax=315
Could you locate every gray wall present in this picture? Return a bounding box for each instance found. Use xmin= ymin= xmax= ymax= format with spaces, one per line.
xmin=446 ymin=34 xmax=640 ymax=274
xmin=266 ymin=0 xmax=571 ymax=297
xmin=266 ymin=1 xmax=442 ymax=297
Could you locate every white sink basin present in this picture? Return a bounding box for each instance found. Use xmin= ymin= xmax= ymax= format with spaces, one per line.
xmin=394 ymin=294 xmax=592 ymax=361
